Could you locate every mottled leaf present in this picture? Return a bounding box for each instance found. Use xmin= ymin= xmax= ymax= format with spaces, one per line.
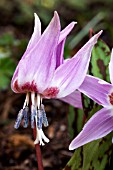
xmin=91 ymin=38 xmax=111 ymax=82
xmin=64 ymin=121 xmax=113 ymax=170
xmin=68 ymin=106 xmax=84 ymax=139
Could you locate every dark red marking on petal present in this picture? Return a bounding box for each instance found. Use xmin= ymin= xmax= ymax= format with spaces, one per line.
xmin=13 ymin=80 xmax=38 ymax=93
xmin=109 ymin=93 xmax=113 ymax=105
xmin=31 ymin=80 xmax=38 ymax=92
xmin=43 ymin=87 xmax=59 ymax=98
xmin=21 ymin=80 xmax=38 ymax=92
xmin=13 ymin=80 xmax=22 ymax=93
xmin=21 ymin=82 xmax=31 ymax=91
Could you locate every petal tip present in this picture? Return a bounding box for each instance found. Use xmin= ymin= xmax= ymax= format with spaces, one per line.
xmin=73 ymin=21 xmax=77 ymax=25
xmin=34 ymin=13 xmax=40 ymax=20
xmin=54 ymin=11 xmax=59 ymax=19
xmin=69 ymin=143 xmax=74 ymax=150
xmin=54 ymin=11 xmax=58 ymax=15
xmin=95 ymin=30 xmax=103 ymax=39
xmin=70 ymin=21 xmax=77 ymax=28
xmin=34 ymin=13 xmax=37 ymax=17
xmin=33 ymin=13 xmax=41 ymax=27
xmin=52 ymin=11 xmax=60 ymax=30
xmin=98 ymin=30 xmax=103 ymax=36
xmin=89 ymin=30 xmax=103 ymax=46
xmin=34 ymin=13 xmax=39 ymax=20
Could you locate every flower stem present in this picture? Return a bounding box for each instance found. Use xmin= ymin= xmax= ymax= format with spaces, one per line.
xmin=33 ymin=125 xmax=44 ymax=170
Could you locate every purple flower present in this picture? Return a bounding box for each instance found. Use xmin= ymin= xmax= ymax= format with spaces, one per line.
xmin=11 ymin=11 xmax=102 ymax=145
xmin=69 ymin=49 xmax=113 ymax=150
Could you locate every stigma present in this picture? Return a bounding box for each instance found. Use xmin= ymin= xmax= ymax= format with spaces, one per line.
xmin=14 ymin=92 xmax=49 ymax=145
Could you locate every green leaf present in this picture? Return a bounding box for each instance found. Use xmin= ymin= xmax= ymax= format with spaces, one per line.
xmin=91 ymin=38 xmax=111 ymax=82
xmin=68 ymin=106 xmax=84 ymax=139
xmin=64 ymin=147 xmax=83 ymax=170
xmin=0 ymin=57 xmax=16 ymax=89
xmin=82 ymin=133 xmax=112 ymax=170
xmin=0 ymin=33 xmax=15 ymax=46
xmin=68 ymin=106 xmax=75 ymax=139
xmin=64 ymin=130 xmax=113 ymax=170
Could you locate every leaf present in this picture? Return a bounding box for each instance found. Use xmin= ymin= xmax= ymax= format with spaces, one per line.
xmin=64 ymin=131 xmax=113 ymax=170
xmin=91 ymin=38 xmax=111 ymax=82
xmin=68 ymin=106 xmax=75 ymax=139
xmin=0 ymin=33 xmax=15 ymax=46
xmin=0 ymin=57 xmax=16 ymax=89
xmin=64 ymin=147 xmax=83 ymax=170
xmin=68 ymin=106 xmax=84 ymax=139
xmin=82 ymin=133 xmax=113 ymax=170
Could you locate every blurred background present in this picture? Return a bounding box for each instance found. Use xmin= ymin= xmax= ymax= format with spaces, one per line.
xmin=0 ymin=0 xmax=113 ymax=170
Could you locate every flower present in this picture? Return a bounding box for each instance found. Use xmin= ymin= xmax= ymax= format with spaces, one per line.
xmin=69 ymin=49 xmax=113 ymax=150
xmin=11 ymin=11 xmax=102 ymax=146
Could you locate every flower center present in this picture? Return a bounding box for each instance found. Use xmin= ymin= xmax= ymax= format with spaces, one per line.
xmin=108 ymin=92 xmax=113 ymax=105
xmin=14 ymin=92 xmax=49 ymax=145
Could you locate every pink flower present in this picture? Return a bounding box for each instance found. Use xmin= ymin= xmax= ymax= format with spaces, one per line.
xmin=69 ymin=50 xmax=113 ymax=150
xmin=11 ymin=12 xmax=102 ymax=146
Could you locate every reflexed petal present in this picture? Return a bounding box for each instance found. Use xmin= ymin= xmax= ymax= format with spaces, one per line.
xmin=69 ymin=108 xmax=113 ymax=150
xmin=12 ymin=11 xmax=61 ymax=93
xmin=60 ymin=90 xmax=82 ymax=108
xmin=56 ymin=22 xmax=77 ymax=68
xmin=79 ymin=75 xmax=112 ymax=107
xmin=109 ymin=49 xmax=113 ymax=84
xmin=11 ymin=13 xmax=41 ymax=87
xmin=50 ymin=30 xmax=102 ymax=98
xmin=26 ymin=13 xmax=41 ymax=51
xmin=56 ymin=39 xmax=66 ymax=68
xmin=58 ymin=22 xmax=77 ymax=44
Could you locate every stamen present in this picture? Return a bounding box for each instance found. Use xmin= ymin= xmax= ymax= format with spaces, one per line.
xmin=41 ymin=104 xmax=49 ymax=127
xmin=14 ymin=106 xmax=29 ymax=129
xmin=14 ymin=93 xmax=29 ymax=129
xmin=31 ymin=105 xmax=37 ymax=128
xmin=31 ymin=92 xmax=35 ymax=106
xmin=14 ymin=109 xmax=23 ymax=129
xmin=15 ymin=92 xmax=50 ymax=146
xmin=37 ymin=94 xmax=41 ymax=109
xmin=23 ymin=93 xmax=29 ymax=109
xmin=37 ymin=110 xmax=43 ymax=129
xmin=31 ymin=92 xmax=37 ymax=128
xmin=23 ymin=106 xmax=29 ymax=128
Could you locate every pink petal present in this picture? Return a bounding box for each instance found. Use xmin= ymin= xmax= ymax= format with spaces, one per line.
xmin=11 ymin=13 xmax=41 ymax=88
xmin=79 ymin=75 xmax=112 ymax=107
xmin=26 ymin=13 xmax=41 ymax=51
xmin=109 ymin=49 xmax=113 ymax=84
xmin=56 ymin=22 xmax=77 ymax=68
xmin=69 ymin=108 xmax=113 ymax=150
xmin=58 ymin=22 xmax=77 ymax=44
xmin=56 ymin=39 xmax=66 ymax=68
xmin=11 ymin=12 xmax=61 ymax=93
xmin=60 ymin=90 xmax=82 ymax=108
xmin=49 ymin=30 xmax=103 ymax=98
